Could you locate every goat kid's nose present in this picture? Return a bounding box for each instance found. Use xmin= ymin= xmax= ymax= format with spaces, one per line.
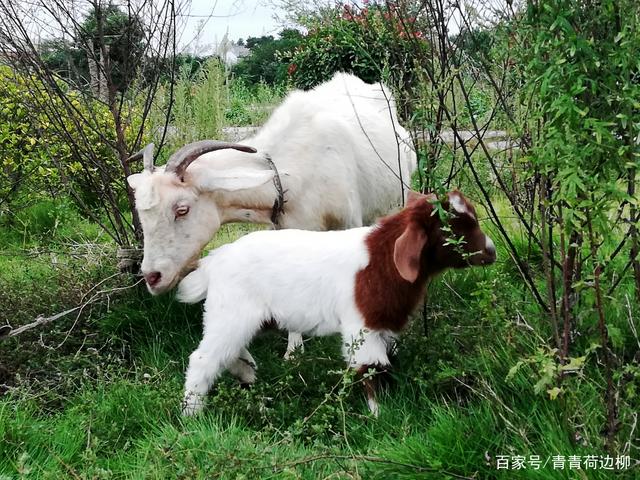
xmin=144 ymin=271 xmax=162 ymax=287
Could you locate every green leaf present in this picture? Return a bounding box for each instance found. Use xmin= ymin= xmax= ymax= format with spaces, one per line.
xmin=608 ymin=325 xmax=623 ymax=349
xmin=559 ymin=356 xmax=586 ymax=372
xmin=547 ymin=387 xmax=562 ymax=400
xmin=506 ymin=361 xmax=524 ymax=380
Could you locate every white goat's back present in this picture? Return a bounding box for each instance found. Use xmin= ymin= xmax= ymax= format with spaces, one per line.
xmin=248 ymin=73 xmax=416 ymax=229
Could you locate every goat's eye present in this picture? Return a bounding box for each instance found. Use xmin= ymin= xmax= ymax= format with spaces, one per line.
xmin=175 ymin=206 xmax=190 ymax=218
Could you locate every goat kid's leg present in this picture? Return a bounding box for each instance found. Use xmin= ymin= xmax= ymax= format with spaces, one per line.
xmin=341 ymin=328 xmax=391 ymax=417
xmin=227 ymin=348 xmax=257 ymax=385
xmin=284 ymin=331 xmax=304 ymax=360
xmin=183 ymin=319 xmax=260 ymax=416
xmin=356 ymin=364 xmax=390 ymax=417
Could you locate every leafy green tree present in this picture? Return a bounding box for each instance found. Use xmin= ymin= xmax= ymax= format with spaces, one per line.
xmin=78 ymin=4 xmax=145 ymax=92
xmin=232 ymin=29 xmax=303 ymax=85
xmin=40 ymin=4 xmax=145 ymax=93
xmin=39 ymin=39 xmax=87 ymax=84
xmin=515 ymin=0 xmax=640 ymax=447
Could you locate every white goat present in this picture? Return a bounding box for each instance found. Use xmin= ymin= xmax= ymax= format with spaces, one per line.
xmin=177 ymin=191 xmax=497 ymax=416
xmin=127 ymin=72 xmax=416 ymax=357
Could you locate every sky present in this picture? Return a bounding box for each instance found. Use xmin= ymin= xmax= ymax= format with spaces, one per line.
xmin=177 ymin=0 xmax=286 ymax=54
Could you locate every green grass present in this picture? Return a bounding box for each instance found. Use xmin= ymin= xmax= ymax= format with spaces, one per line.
xmin=1 ymin=202 xmax=638 ymax=479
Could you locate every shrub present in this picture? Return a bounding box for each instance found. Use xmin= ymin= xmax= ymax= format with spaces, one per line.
xmin=0 ymin=67 xmax=121 ymax=215
xmin=286 ymin=2 xmax=427 ymax=90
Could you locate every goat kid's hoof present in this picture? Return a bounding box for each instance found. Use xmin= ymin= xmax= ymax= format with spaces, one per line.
xmin=367 ymin=397 xmax=380 ymax=418
xmin=229 ymin=357 xmax=257 ymax=384
xmin=182 ymin=392 xmax=205 ymax=416
xmin=239 ymin=359 xmax=257 ymax=384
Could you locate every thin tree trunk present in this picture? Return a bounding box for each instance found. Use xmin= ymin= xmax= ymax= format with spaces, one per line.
xmin=586 ymin=210 xmax=618 ymax=451
xmin=540 ymin=174 xmax=560 ymax=349
xmin=628 ymin=170 xmax=640 ymax=301
xmin=88 ymin=39 xmax=100 ymax=97
xmin=560 ymin=211 xmax=579 ymax=361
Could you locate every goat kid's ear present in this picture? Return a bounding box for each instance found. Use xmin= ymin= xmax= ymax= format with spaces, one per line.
xmin=193 ymin=168 xmax=274 ymax=193
xmin=393 ymin=223 xmax=428 ymax=282
xmin=405 ymin=190 xmax=437 ymax=207
xmin=127 ymin=172 xmax=146 ymax=191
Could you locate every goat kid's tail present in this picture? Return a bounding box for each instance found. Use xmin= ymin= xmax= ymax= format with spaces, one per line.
xmin=176 ymin=266 xmax=209 ymax=304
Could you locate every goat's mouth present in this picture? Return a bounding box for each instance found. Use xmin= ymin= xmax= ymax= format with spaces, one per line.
xmin=466 ymin=250 xmax=497 ymax=266
xmin=147 ymin=282 xmax=170 ymax=295
xmin=146 ymin=275 xmax=180 ymax=295
xmin=146 ymin=260 xmax=199 ymax=295
xmin=476 ymin=252 xmax=497 ymax=266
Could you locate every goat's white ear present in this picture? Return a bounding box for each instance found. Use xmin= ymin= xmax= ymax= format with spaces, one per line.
xmin=127 ymin=173 xmax=145 ymax=191
xmin=127 ymin=172 xmax=158 ymax=209
xmin=194 ymin=168 xmax=274 ymax=192
xmin=393 ymin=224 xmax=427 ymax=282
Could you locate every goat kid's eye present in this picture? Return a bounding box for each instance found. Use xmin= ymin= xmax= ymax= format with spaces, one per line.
xmin=175 ymin=206 xmax=190 ymax=219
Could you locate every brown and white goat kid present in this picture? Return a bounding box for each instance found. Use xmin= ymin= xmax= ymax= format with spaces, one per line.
xmin=177 ymin=190 xmax=496 ymax=416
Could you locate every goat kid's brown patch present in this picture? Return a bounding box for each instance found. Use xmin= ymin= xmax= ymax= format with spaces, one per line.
xmin=355 ymin=200 xmax=437 ymax=332
xmin=356 ymin=363 xmax=391 ymax=402
xmin=355 ymin=190 xmax=489 ymax=332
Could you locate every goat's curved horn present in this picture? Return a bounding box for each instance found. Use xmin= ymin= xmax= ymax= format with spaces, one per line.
xmin=128 ymin=143 xmax=155 ymax=172
xmin=165 ymin=140 xmax=257 ymax=180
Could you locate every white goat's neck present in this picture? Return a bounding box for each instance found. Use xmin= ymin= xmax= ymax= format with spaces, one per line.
xmin=198 ymin=149 xmax=280 ymax=226
xmin=221 ymin=209 xmax=272 ymax=224
xmin=213 ymin=179 xmax=278 ymax=225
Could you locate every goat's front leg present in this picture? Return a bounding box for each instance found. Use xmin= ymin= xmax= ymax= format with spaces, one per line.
xmin=183 ymin=317 xmax=260 ymax=416
xmin=284 ymin=331 xmax=304 ymax=360
xmin=341 ymin=327 xmax=391 ymax=417
xmin=356 ymin=363 xmax=390 ymax=417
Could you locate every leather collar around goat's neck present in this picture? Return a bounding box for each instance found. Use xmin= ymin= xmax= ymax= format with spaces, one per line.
xmin=263 ymin=153 xmax=286 ymax=228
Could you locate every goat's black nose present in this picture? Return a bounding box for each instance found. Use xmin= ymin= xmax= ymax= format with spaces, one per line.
xmin=144 ymin=271 xmax=162 ymax=287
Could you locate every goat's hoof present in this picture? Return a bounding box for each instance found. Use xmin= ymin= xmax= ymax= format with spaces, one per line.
xmin=182 ymin=392 xmax=205 ymax=416
xmin=283 ymin=345 xmax=304 ymax=361
xmin=367 ymin=397 xmax=380 ymax=418
xmin=284 ymin=333 xmax=304 ymax=360
xmin=240 ymin=370 xmax=257 ymax=385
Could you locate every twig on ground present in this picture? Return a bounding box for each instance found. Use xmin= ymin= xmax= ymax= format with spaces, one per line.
xmin=0 ymin=275 xmax=142 ymax=343
xmin=56 ymin=277 xmax=144 ymax=348
xmin=0 ymin=306 xmax=81 ymax=342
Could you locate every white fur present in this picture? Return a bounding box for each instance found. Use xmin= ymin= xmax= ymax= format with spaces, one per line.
xmin=177 ymin=227 xmax=398 ymax=415
xmin=128 ymin=73 xmax=416 ymax=357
